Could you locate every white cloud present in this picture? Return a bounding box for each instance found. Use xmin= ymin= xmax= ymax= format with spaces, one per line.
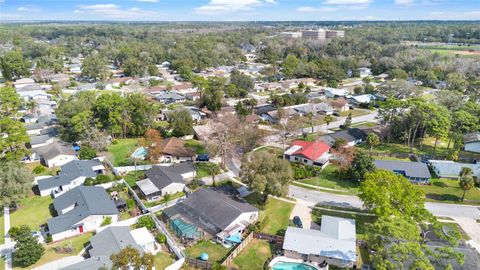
xmin=296 ymin=6 xmax=338 ymax=12
xmin=75 ymin=4 xmax=160 ymax=20
xmin=17 ymin=7 xmax=29 ymax=11
xmin=194 ymin=0 xmax=276 ymax=14
xmin=364 ymin=15 xmax=378 ymax=20
xmin=135 ymin=0 xmax=159 ymax=2
xmin=394 ymin=0 xmax=414 ymax=4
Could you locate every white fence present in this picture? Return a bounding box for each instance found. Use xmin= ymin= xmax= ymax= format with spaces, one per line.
xmin=165 ymin=258 xmax=185 ymax=270
xmin=148 ymin=196 xmax=186 ymax=213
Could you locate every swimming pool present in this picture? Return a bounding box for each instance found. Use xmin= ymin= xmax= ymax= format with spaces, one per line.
xmin=271 ymin=262 xmax=317 ymax=270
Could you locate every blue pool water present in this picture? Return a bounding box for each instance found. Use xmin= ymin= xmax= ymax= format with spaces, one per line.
xmin=272 ymin=262 xmax=317 ymax=270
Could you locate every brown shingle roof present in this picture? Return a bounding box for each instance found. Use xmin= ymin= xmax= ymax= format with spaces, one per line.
xmin=329 ymin=99 xmax=348 ymax=108
xmin=159 ymin=137 xmax=195 ymax=157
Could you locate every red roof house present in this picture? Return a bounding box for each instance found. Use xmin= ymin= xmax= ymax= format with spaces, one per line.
xmin=284 ymin=140 xmax=330 ymax=168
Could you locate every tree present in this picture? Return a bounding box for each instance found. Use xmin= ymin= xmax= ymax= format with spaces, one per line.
xmin=366 ymin=133 xmax=380 ymax=155
xmin=135 ymin=216 xmax=155 ymax=231
xmin=25 ymin=99 xmax=38 ymax=115
xmin=207 ymin=114 xmax=239 ymax=167
xmin=230 ymin=70 xmax=254 ymax=92
xmin=377 ymin=80 xmax=419 ymax=99
xmin=240 ymin=151 xmax=293 ymax=203
xmin=428 ymin=105 xmax=450 ymax=155
xmin=282 ymin=54 xmax=299 ymax=78
xmin=0 ymin=50 xmax=30 ymax=81
xmin=0 ymin=117 xmax=29 ymax=161
xmin=446 ymin=72 xmax=467 ymax=91
xmin=342 ymin=112 xmax=352 ymax=130
xmin=459 ymin=175 xmax=474 ymax=202
xmin=78 ymin=146 xmax=97 ymax=160
xmin=0 ymin=161 xmax=33 ymax=206
xmin=200 ymin=77 xmax=225 ymax=112
xmin=0 ymin=86 xmax=23 ymax=116
xmin=208 ymin=163 xmax=222 ymax=186
xmin=168 ymin=109 xmax=193 ymax=137
xmin=324 ymin=114 xmax=335 ymax=133
xmin=81 ymin=54 xmax=108 ymax=81
xmin=306 ymin=112 xmax=315 ymax=133
xmin=344 ymin=150 xmax=375 ymax=181
xmin=359 ymin=170 xmax=425 ymax=218
xmin=11 ymin=225 xmax=44 ymax=268
xmin=110 ymin=246 xmax=154 ymax=270
xmin=387 ymin=68 xmax=408 ymax=80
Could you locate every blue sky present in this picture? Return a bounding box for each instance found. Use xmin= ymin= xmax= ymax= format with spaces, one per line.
xmin=0 ymin=0 xmax=479 ymax=21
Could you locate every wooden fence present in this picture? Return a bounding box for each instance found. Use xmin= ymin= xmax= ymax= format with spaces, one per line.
xmin=221 ymin=233 xmax=254 ymax=266
xmin=253 ymin=232 xmax=284 ymax=248
xmin=185 ymin=257 xmax=212 ymax=270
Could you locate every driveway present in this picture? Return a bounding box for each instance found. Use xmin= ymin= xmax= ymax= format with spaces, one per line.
xmin=32 ymin=256 xmax=84 ymax=270
xmin=289 ymin=199 xmax=319 ymax=230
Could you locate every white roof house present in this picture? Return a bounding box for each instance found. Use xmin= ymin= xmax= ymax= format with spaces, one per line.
xmin=283 ymin=215 xmax=356 ymax=265
xmin=324 ymin=88 xmax=349 ymax=98
xmin=347 ymin=94 xmax=376 ymax=104
xmin=130 ymin=227 xmax=156 ymax=253
xmin=429 ymin=160 xmax=480 ymax=179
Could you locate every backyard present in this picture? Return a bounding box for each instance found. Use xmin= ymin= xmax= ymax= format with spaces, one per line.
xmin=154 ymin=252 xmax=175 ymax=269
xmin=185 ymin=139 xmax=206 ymax=155
xmin=11 ymin=195 xmax=53 ymax=229
xmin=123 ymin=170 xmax=145 ymax=187
xmin=420 ymin=178 xmax=480 ymax=204
xmin=13 ymin=233 xmax=92 ymax=270
xmin=195 ymin=162 xmax=220 ymax=178
xmin=340 ymin=109 xmax=372 ymax=117
xmin=106 ymin=138 xmax=139 ymax=166
xmin=184 ymin=240 xmax=231 ymax=263
xmin=232 ymin=239 xmax=274 ymax=270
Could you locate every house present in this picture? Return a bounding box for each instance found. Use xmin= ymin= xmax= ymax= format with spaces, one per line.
xmin=357 ymin=67 xmax=372 ymax=78
xmin=463 ymin=132 xmax=480 ymax=153
xmin=294 ymin=103 xmax=334 ymax=116
xmin=28 ymin=129 xmax=57 ymax=149
xmin=62 ymin=226 xmax=157 ymax=270
xmin=163 ymin=188 xmax=258 ymax=245
xmin=13 ymin=78 xmax=35 ymax=89
xmin=185 ymin=106 xmax=207 ymax=122
xmin=136 ymin=163 xmax=196 ymax=201
xmin=329 ymin=99 xmax=350 ymax=112
xmin=155 ymin=91 xmax=187 ymax=104
xmin=46 ymin=186 xmax=118 ymax=242
xmin=262 ymin=108 xmax=296 ymax=123
xmin=34 ymin=142 xmax=77 ymax=167
xmin=347 ymin=94 xmax=376 ymax=105
xmin=245 ymin=113 xmax=261 ymax=124
xmin=155 ymin=137 xmax=195 ymax=163
xmin=284 ymin=140 xmax=330 ymax=168
xmin=429 ymin=160 xmax=480 ymax=179
xmin=37 ymin=159 xmax=105 ymax=196
xmin=105 ymin=77 xmax=134 ymax=90
xmin=24 ymin=115 xmax=57 ymax=135
xmin=324 ymin=88 xmax=349 ymax=98
xmin=374 ymin=160 xmax=432 ymax=184
xmin=283 ymin=215 xmax=356 ymax=268
xmin=321 ymin=128 xmax=368 ymax=147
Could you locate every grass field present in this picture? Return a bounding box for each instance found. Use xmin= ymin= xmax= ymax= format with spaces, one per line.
xmin=195 ymin=162 xmax=219 ymax=178
xmin=184 ymin=240 xmax=230 ymax=263
xmin=299 ymin=165 xmax=360 ymax=195
xmin=11 ymin=195 xmax=53 ymax=229
xmin=262 ymin=198 xmax=294 ymax=236
xmin=420 ymin=178 xmax=480 ymax=204
xmin=107 ymin=138 xmax=139 ymax=166
xmin=13 ymin=233 xmax=92 ymax=270
xmin=185 ymin=139 xmax=206 ymax=155
xmin=253 ymin=146 xmax=283 ymax=157
xmin=154 ymin=252 xmax=175 ymax=269
xmin=340 ymin=109 xmax=372 ymax=117
xmin=123 ymin=170 xmax=145 ymax=187
xmin=232 ymin=239 xmax=274 ymax=270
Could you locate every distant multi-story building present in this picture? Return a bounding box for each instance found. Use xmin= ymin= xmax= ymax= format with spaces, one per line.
xmin=326 ymin=30 xmax=345 ymax=38
xmin=301 ymin=29 xmax=326 ymax=40
xmin=280 ymin=31 xmax=302 ymax=38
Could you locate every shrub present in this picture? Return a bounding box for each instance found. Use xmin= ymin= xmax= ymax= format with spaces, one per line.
xmin=126 ymin=199 xmax=135 ymax=209
xmin=259 ymin=216 xmax=269 ymax=231
xmin=433 ymin=181 xmax=448 ymax=188
xmin=84 ymin=177 xmax=95 ymax=186
xmin=155 ymin=233 xmax=166 ymax=244
xmin=46 ymin=234 xmax=52 ymax=243
xmin=96 ymin=174 xmax=111 ymax=184
xmin=32 ymin=165 xmax=46 ymax=174
xmin=112 ymin=139 xmax=118 ymax=145
xmin=78 ymin=146 xmax=97 ymax=160
xmin=101 ymin=216 xmax=112 ymax=226
xmin=136 ymin=216 xmax=155 ymax=231
xmin=292 ymin=164 xmax=321 ymax=180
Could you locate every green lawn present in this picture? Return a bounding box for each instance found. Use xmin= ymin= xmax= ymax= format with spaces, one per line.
xmin=107 ymin=138 xmax=139 ymax=166
xmin=350 ymin=121 xmax=378 ymax=128
xmin=123 ymin=170 xmax=145 ymax=187
xmin=184 ymin=240 xmax=231 ymax=263
xmin=13 ymin=233 xmax=92 ymax=270
xmin=253 ymin=146 xmax=283 ymax=157
xmin=441 ymin=222 xmax=471 ymax=241
xmin=262 ymin=198 xmax=294 ymax=236
xmin=420 ymin=178 xmax=480 ymax=204
xmin=154 ymin=252 xmax=175 ymax=269
xmin=11 ymin=196 xmax=53 ymax=229
xmin=143 ymin=191 xmax=186 ymax=208
xmin=311 ymin=208 xmax=377 ymax=240
xmin=185 ymin=139 xmax=206 ymax=155
xmin=299 ymin=165 xmax=360 ymax=195
xmin=232 ymin=239 xmax=274 ymax=270
xmin=340 ymin=109 xmax=372 ymax=117
xmin=195 ymin=162 xmax=219 ymax=178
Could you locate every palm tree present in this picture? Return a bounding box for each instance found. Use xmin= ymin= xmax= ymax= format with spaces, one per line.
xmin=306 ymin=112 xmax=315 ymax=133
xmin=209 ymin=164 xmax=222 ymax=186
xmin=459 ymin=167 xmax=473 ymax=178
xmin=366 ymin=133 xmax=380 ymax=155
xmin=26 ymin=99 xmax=38 ymax=115
xmin=459 ymin=176 xmax=475 ymax=202
xmin=324 ymin=114 xmax=335 ymax=134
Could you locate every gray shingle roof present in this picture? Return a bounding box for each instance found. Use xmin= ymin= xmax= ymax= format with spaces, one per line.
xmin=37 ymin=159 xmax=103 ymax=190
xmin=325 ymin=128 xmax=367 ymax=144
xmin=89 ymin=226 xmax=142 ymax=257
xmin=47 ymin=186 xmax=118 ymax=234
xmin=36 ymin=142 xmax=76 ymax=161
xmin=164 ymin=188 xmax=258 ymax=232
xmin=60 ymin=256 xmax=111 ymax=270
xmin=145 ymin=163 xmax=195 ymax=190
xmin=375 ymin=160 xmax=431 ymax=179
xmin=463 ymin=132 xmax=480 ymax=144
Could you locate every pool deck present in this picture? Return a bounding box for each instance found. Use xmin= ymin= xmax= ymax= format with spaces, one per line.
xmin=269 ymin=256 xmax=327 ymax=270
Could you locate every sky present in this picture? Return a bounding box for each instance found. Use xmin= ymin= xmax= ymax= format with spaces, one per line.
xmin=0 ymin=0 xmax=479 ymax=21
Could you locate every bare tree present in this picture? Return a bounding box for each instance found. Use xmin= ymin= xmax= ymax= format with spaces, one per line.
xmin=206 ymin=114 xmax=240 ymax=168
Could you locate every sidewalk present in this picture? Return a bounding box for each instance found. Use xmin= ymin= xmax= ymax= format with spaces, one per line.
xmin=4 ymin=207 xmax=12 ymax=270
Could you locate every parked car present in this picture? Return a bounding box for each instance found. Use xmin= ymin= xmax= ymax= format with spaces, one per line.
xmin=293 ymin=216 xmax=303 ymax=228
xmin=196 ymin=154 xmax=210 ymax=162
xmin=332 ymin=111 xmax=340 ymax=117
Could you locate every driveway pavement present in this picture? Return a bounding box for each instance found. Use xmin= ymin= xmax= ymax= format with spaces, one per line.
xmin=32 ymin=256 xmax=84 ymax=270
